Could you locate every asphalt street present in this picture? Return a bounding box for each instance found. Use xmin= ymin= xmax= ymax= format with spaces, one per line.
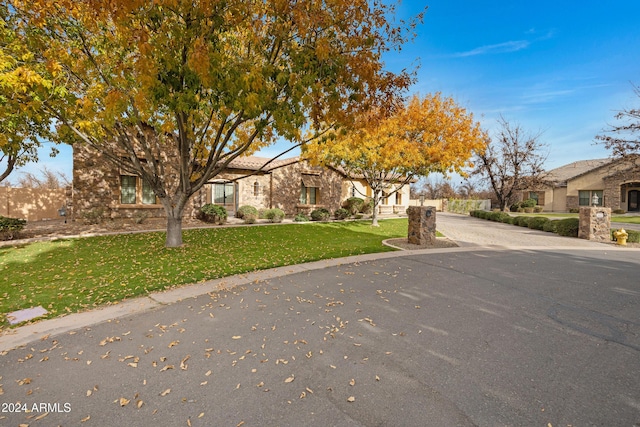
xmin=1 ymin=214 xmax=639 ymax=426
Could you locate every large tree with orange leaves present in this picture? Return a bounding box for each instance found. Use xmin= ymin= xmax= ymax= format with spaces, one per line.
xmin=5 ymin=0 xmax=420 ymax=246
xmin=305 ymin=93 xmax=486 ymax=225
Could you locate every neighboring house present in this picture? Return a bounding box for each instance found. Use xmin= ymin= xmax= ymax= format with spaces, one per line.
xmin=522 ymin=156 xmax=640 ymax=212
xmin=72 ymin=145 xmax=411 ymax=220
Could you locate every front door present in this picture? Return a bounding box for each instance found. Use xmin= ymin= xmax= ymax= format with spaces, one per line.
xmin=213 ymin=182 xmax=236 ymax=214
xmin=629 ymin=190 xmax=639 ymax=212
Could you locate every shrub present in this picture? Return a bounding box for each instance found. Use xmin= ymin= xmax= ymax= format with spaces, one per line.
xmin=502 ymin=216 xmax=516 ymax=225
xmin=489 ymin=211 xmax=511 ymax=222
xmin=509 ymin=202 xmax=521 ymax=212
xmin=513 ymin=216 xmax=532 ymax=227
xmin=569 ymin=208 xmax=580 ymax=213
xmin=528 ymin=217 xmax=550 ymax=230
xmin=543 ymin=220 xmax=558 ymax=233
xmin=310 ymin=208 xmax=331 ymax=221
xmin=533 ymin=206 xmax=544 ymax=213
xmin=197 ymin=204 xmax=227 ymax=224
xmin=82 ymin=208 xmax=105 ymax=225
xmin=354 ymin=214 xmax=364 ymax=219
xmin=361 ymin=199 xmax=374 ymax=215
xmin=0 ymin=216 xmax=27 ymax=240
xmin=524 ymin=207 xmax=534 ymax=213
xmin=343 ymin=197 xmax=364 ymax=215
xmin=294 ymin=213 xmax=310 ymax=222
xmin=264 ymin=208 xmax=285 ymax=223
xmin=334 ymin=208 xmax=350 ymax=220
xmin=258 ymin=208 xmax=269 ymax=219
xmin=516 ymin=207 xmax=525 ymax=213
xmin=243 ymin=213 xmax=257 ymax=224
xmin=521 ymin=198 xmax=537 ymax=208
xmin=612 ymin=209 xmax=626 ymax=215
xmin=555 ymin=218 xmax=579 ymax=237
xmin=236 ymin=205 xmax=258 ymax=219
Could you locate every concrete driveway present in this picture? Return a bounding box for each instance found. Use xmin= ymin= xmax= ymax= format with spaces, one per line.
xmin=1 ymin=214 xmax=638 ymax=426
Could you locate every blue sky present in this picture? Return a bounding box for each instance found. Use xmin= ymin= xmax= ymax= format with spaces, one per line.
xmin=7 ymin=0 xmax=640 ymax=184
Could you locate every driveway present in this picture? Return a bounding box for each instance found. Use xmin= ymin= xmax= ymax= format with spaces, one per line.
xmin=1 ymin=214 xmax=638 ymax=426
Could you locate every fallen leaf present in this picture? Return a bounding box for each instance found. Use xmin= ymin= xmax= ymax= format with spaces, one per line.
xmin=180 ymin=355 xmax=191 ymax=370
xmin=349 ymin=379 xmax=356 ymax=386
xmin=81 ymin=415 xmax=91 ymax=422
xmin=375 ymin=375 xmax=380 ymax=381
xmin=232 ymin=336 xmax=242 ymax=340
xmin=34 ymin=412 xmax=48 ymax=421
xmin=205 ymin=370 xmax=212 ymax=376
xmin=284 ymin=375 xmax=295 ymax=383
xmin=168 ymin=341 xmax=179 ymax=348
xmin=137 ymin=400 xmax=144 ymax=409
xmin=86 ymin=390 xmax=92 ymax=397
xmin=300 ymin=391 xmax=306 ymax=399
xmin=119 ymin=397 xmax=130 ymax=407
xmin=160 ymin=388 xmax=171 ymax=397
xmin=160 ymin=365 xmax=174 ymax=372
xmin=347 ymin=396 xmax=355 ymax=402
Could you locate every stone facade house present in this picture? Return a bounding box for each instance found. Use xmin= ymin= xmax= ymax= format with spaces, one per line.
xmin=72 ymin=144 xmax=411 ymax=220
xmin=522 ymin=156 xmax=640 ymax=212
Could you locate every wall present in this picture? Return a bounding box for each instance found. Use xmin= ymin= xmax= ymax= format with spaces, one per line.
xmin=0 ymin=186 xmax=69 ymax=221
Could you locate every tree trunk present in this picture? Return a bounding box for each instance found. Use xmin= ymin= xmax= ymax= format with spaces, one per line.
xmin=163 ymin=202 xmax=187 ymax=248
xmin=371 ymin=190 xmax=380 ymax=227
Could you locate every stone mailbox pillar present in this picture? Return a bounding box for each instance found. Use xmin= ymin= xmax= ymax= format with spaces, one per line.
xmin=407 ymin=206 xmax=436 ymax=245
xmin=578 ymin=206 xmax=611 ymax=242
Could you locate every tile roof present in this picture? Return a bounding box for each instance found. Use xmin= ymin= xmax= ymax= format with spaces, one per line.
xmin=543 ymin=158 xmax=613 ymax=185
xmin=226 ymin=156 xmax=299 ymax=171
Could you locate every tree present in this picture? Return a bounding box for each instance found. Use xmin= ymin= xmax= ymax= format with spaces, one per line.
xmin=471 ymin=117 xmax=548 ymax=211
xmin=8 ymin=0 xmax=421 ymax=247
xmin=0 ymin=3 xmax=55 ymax=184
xmin=595 ymin=83 xmax=640 ymax=158
xmin=305 ymin=93 xmax=486 ymax=225
xmin=16 ymin=166 xmax=69 ymax=189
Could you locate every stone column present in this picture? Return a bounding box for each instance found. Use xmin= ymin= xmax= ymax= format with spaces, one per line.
xmin=407 ymin=206 xmax=436 ymax=245
xmin=578 ymin=207 xmax=611 ymax=242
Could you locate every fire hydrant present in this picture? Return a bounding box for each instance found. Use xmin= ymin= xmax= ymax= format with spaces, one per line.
xmin=613 ymin=228 xmax=628 ymax=246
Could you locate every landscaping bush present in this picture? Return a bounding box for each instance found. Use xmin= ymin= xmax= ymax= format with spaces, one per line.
xmin=294 ymin=213 xmax=310 ymax=222
xmin=555 ymin=218 xmax=579 ymax=237
xmin=264 ymin=208 xmax=285 ymax=223
xmin=524 ymin=207 xmax=534 ymax=213
xmin=502 ymin=216 xmax=516 ymax=225
xmin=509 ymin=202 xmax=521 ymax=212
xmin=197 ymin=204 xmax=227 ymax=224
xmin=334 ymin=208 xmax=350 ymax=220
xmin=569 ymin=208 xmax=580 ymax=213
xmin=513 ymin=216 xmax=532 ymax=227
xmin=343 ymin=197 xmax=364 ymax=215
xmin=0 ymin=216 xmax=27 ymax=240
xmin=236 ymin=205 xmax=258 ymax=219
xmin=243 ymin=213 xmax=257 ymax=224
xmin=361 ymin=199 xmax=374 ymax=215
xmin=310 ymin=208 xmax=331 ymax=221
xmin=82 ymin=208 xmax=106 ymax=225
xmin=521 ymin=198 xmax=537 ymax=208
xmin=489 ymin=211 xmax=510 ymax=222
xmin=528 ymin=217 xmax=550 ymax=230
xmin=533 ymin=206 xmax=544 ymax=213
xmin=612 ymin=209 xmax=626 ymax=214
xmin=258 ymin=208 xmax=269 ymax=219
xmin=543 ymin=220 xmax=558 ymax=233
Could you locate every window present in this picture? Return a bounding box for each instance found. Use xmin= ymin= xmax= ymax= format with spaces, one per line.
xmin=300 ymin=175 xmax=321 ymax=205
xmin=142 ymin=180 xmax=156 ymax=204
xmin=395 ymin=191 xmax=402 ymax=205
xmin=213 ymin=182 xmax=234 ymax=206
xmin=253 ymin=181 xmax=260 ymax=197
xmin=120 ymin=176 xmax=137 ymax=204
xmin=529 ymin=191 xmax=539 ymax=205
xmin=300 ymin=183 xmax=318 ymax=205
xmin=120 ymin=175 xmax=157 ymax=205
xmin=579 ymin=190 xmax=603 ymax=206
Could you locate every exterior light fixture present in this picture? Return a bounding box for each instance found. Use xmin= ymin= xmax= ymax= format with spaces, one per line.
xmin=592 ymin=193 xmax=599 ymax=206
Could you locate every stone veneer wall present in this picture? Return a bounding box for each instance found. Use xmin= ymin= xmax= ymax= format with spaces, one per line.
xmin=603 ymin=165 xmax=640 ymax=211
xmin=407 ymin=206 xmax=436 ymax=245
xmin=578 ymin=206 xmax=611 ymax=242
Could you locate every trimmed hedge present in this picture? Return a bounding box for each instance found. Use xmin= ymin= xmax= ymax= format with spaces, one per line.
xmin=528 ymin=217 xmax=550 ymax=231
xmin=542 ymin=220 xmax=559 ymax=233
xmin=555 ymin=218 xmax=579 ymax=237
xmin=294 ymin=213 xmax=310 ymax=222
xmin=343 ymin=197 xmax=365 ymax=215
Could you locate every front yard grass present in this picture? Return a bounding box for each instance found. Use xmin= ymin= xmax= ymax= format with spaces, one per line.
xmin=0 ymin=219 xmax=407 ymax=328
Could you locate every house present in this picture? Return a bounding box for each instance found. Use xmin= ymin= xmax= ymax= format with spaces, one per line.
xmin=71 ymin=144 xmax=411 ymax=220
xmin=522 ymin=156 xmax=640 ymax=212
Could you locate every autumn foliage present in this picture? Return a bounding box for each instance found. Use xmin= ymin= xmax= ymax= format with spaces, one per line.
xmin=305 ymin=93 xmax=486 ymax=224
xmin=4 ymin=0 xmax=420 ymax=245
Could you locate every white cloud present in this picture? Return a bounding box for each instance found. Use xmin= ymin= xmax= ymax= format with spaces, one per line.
xmin=451 ymin=40 xmax=530 ymax=57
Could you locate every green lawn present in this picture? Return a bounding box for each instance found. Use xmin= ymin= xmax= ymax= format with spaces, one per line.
xmin=0 ymin=219 xmax=407 ymax=328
